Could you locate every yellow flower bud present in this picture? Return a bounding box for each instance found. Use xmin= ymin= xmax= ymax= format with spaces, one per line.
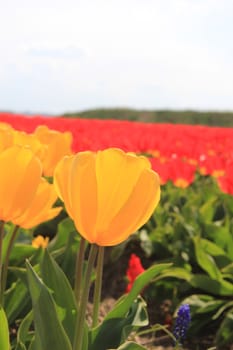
xmin=32 ymin=235 xmax=49 ymax=249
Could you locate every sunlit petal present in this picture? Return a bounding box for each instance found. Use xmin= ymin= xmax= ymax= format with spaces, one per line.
xmin=0 ymin=146 xmax=42 ymax=222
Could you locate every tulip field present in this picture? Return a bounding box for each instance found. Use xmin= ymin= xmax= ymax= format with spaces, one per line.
xmin=0 ymin=112 xmax=233 ymax=350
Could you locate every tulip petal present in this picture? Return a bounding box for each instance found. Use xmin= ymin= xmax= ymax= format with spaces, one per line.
xmin=95 ymin=168 xmax=160 ymax=246
xmin=14 ymin=179 xmax=61 ymax=229
xmin=54 ymin=148 xmax=161 ymax=247
xmin=95 ymin=148 xmax=151 ymax=234
xmin=34 ymin=125 xmax=73 ymax=176
xmin=0 ymin=146 xmax=41 ymax=222
xmin=70 ymin=152 xmax=98 ymax=242
xmin=54 ymin=156 xmax=74 ymax=219
xmin=19 ymin=207 xmax=62 ymax=229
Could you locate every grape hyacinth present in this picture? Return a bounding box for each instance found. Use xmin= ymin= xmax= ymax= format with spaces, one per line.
xmin=173 ymin=304 xmax=191 ymax=343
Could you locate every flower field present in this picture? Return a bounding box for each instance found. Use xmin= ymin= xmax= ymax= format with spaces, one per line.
xmin=1 ymin=112 xmax=233 ymax=194
xmin=0 ymin=112 xmax=233 ymax=350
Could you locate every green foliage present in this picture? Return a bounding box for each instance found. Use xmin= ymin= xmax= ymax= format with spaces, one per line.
xmin=40 ymin=249 xmax=77 ymax=343
xmin=9 ymin=247 xmax=170 ymax=350
xmin=136 ymin=175 xmax=233 ymax=347
xmin=216 ymin=311 xmax=233 ymax=346
xmin=15 ymin=311 xmax=33 ymax=350
xmin=89 ymin=264 xmax=171 ymax=350
xmin=63 ymin=108 xmax=233 ymax=127
xmin=26 ymin=260 xmax=72 ymax=350
xmin=0 ymin=307 xmax=10 ymax=350
xmin=4 ymin=272 xmax=29 ymax=324
xmin=89 ymin=297 xmax=148 ymax=350
xmin=1 ymin=174 xmax=233 ymax=348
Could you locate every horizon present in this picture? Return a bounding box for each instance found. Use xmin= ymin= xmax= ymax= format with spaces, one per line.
xmin=2 ymin=106 xmax=233 ymax=117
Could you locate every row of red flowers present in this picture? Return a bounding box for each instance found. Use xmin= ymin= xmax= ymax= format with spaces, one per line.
xmin=0 ymin=112 xmax=233 ymax=194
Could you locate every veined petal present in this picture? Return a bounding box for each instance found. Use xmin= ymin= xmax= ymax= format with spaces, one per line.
xmin=18 ymin=207 xmax=62 ymax=229
xmin=34 ymin=125 xmax=73 ymax=176
xmin=95 ymin=148 xmax=151 ymax=233
xmin=14 ymin=179 xmax=61 ymax=229
xmin=54 ymin=148 xmax=161 ymax=247
xmin=54 ymin=155 xmax=74 ymax=219
xmin=0 ymin=129 xmax=13 ymax=152
xmin=94 ymin=169 xmax=160 ymax=246
xmin=70 ymin=152 xmax=98 ymax=242
xmin=0 ymin=146 xmax=42 ymax=222
xmin=13 ymin=131 xmax=43 ymax=155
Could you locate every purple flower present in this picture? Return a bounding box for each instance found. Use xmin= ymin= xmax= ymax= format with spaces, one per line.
xmin=173 ymin=304 xmax=191 ymax=342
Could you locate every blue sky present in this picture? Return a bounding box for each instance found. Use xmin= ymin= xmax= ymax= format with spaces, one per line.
xmin=0 ymin=0 xmax=233 ymax=114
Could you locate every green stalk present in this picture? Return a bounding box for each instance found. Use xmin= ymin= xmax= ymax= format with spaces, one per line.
xmin=92 ymin=246 xmax=104 ymax=328
xmin=74 ymin=237 xmax=86 ymax=307
xmin=1 ymin=225 xmax=19 ymax=305
xmin=0 ymin=221 xmax=4 ymax=306
xmin=73 ymin=244 xmax=98 ymax=350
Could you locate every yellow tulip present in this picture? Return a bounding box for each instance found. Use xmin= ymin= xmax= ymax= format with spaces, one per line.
xmin=0 ymin=146 xmax=42 ymax=223
xmin=34 ymin=125 xmax=73 ymax=177
xmin=54 ymin=148 xmax=160 ymax=246
xmin=0 ymin=122 xmax=14 ymax=132
xmin=0 ymin=145 xmax=61 ymax=227
xmin=13 ymin=178 xmax=62 ymax=229
xmin=0 ymin=123 xmax=14 ymax=152
xmin=13 ymin=130 xmax=46 ymax=160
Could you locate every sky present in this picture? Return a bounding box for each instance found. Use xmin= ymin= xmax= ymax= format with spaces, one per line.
xmin=0 ymin=0 xmax=233 ymax=115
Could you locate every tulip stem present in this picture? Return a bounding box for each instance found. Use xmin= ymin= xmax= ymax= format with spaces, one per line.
xmin=73 ymin=244 xmax=98 ymax=350
xmin=92 ymin=246 xmax=104 ymax=328
xmin=74 ymin=236 xmax=86 ymax=307
xmin=1 ymin=225 xmax=19 ymax=305
xmin=0 ymin=221 xmax=4 ymax=306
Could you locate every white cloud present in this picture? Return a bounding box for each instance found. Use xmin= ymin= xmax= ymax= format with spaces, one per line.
xmin=0 ymin=0 xmax=233 ymax=113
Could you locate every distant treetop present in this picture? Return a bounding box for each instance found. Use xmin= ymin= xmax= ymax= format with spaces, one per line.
xmin=62 ymin=108 xmax=233 ymax=127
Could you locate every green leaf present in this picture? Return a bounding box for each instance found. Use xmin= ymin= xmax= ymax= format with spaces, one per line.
xmin=2 ymin=224 xmax=15 ymax=264
xmin=15 ymin=343 xmax=27 ymax=350
xmin=59 ymin=230 xmax=79 ymax=284
xmin=4 ymin=277 xmax=29 ymax=324
xmin=105 ymin=263 xmax=172 ymax=320
xmin=216 ymin=309 xmax=233 ymax=346
xmin=198 ymin=238 xmax=227 ymax=257
xmin=204 ymin=224 xmax=233 ymax=260
xmin=28 ymin=337 xmax=36 ymax=350
xmin=222 ymin=262 xmax=233 ymax=275
xmin=199 ymin=195 xmax=217 ymax=221
xmin=89 ymin=264 xmax=171 ymax=350
xmin=159 ymin=267 xmax=192 ymax=281
xmin=212 ymin=301 xmax=233 ymax=320
xmin=15 ymin=311 xmax=33 ymax=350
xmin=0 ymin=307 xmax=10 ymax=350
xmin=40 ymin=249 xmax=77 ymax=343
xmin=9 ymin=244 xmax=36 ymax=265
xmin=89 ymin=297 xmax=148 ymax=350
xmin=49 ymin=217 xmax=76 ymax=251
xmin=193 ymin=237 xmax=222 ymax=280
xmin=26 ymin=260 xmax=72 ymax=350
xmin=194 ymin=300 xmax=225 ymax=315
xmin=190 ymin=274 xmax=233 ymax=296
